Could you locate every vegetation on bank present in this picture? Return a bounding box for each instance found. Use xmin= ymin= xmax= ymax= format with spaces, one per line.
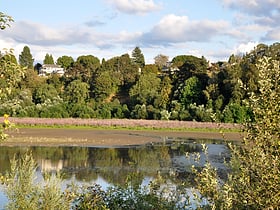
xmin=1 ymin=32 xmax=280 ymax=123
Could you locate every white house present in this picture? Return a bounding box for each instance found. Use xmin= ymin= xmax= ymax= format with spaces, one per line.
xmin=39 ymin=64 xmax=64 ymax=76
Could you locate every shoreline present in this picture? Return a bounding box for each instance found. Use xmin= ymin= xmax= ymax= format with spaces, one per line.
xmin=3 ymin=127 xmax=242 ymax=147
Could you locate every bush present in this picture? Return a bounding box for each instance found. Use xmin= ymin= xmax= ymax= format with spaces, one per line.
xmin=4 ymin=152 xmax=73 ymax=209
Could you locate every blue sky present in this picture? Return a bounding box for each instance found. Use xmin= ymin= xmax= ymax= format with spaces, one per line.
xmin=1 ymin=0 xmax=279 ymax=64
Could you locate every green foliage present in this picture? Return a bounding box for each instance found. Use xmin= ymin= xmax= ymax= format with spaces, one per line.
xmin=0 ymin=12 xmax=13 ymax=30
xmin=74 ymin=172 xmax=186 ymax=210
xmin=4 ymin=152 xmax=73 ymax=209
xmin=129 ymin=72 xmax=161 ymax=105
xmin=33 ymin=83 xmax=59 ymax=104
xmin=56 ymin=55 xmax=74 ymax=70
xmin=131 ymin=46 xmax=145 ymax=68
xmin=94 ymin=70 xmax=119 ymax=101
xmin=194 ymin=57 xmax=280 ymax=209
xmin=179 ymin=76 xmax=202 ymax=106
xmin=2 ymin=42 xmax=280 ymax=122
xmin=64 ymin=80 xmax=89 ymax=104
xmin=0 ymin=50 xmax=26 ymax=101
xmin=43 ymin=53 xmax=54 ymax=64
xmin=19 ymin=46 xmax=34 ymax=69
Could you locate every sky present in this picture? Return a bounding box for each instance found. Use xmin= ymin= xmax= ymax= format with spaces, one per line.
xmin=1 ymin=0 xmax=279 ymax=64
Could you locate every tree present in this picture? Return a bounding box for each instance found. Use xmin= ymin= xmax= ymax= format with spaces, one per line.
xmin=43 ymin=53 xmax=54 ymax=64
xmin=179 ymin=76 xmax=202 ymax=106
xmin=142 ymin=64 xmax=159 ymax=74
xmin=56 ymin=55 xmax=74 ymax=70
xmin=71 ymin=55 xmax=100 ymax=84
xmin=19 ymin=46 xmax=34 ymax=69
xmin=0 ymin=50 xmax=25 ymax=101
xmin=129 ymin=72 xmax=161 ymax=105
xmin=64 ymin=80 xmax=89 ymax=104
xmin=131 ymin=47 xmax=145 ymax=68
xmin=118 ymin=54 xmax=138 ymax=88
xmin=194 ymin=57 xmax=280 ymax=209
xmin=33 ymin=84 xmax=59 ymax=104
xmin=171 ymin=55 xmax=208 ymax=102
xmin=154 ymin=54 xmax=169 ymax=68
xmin=93 ymin=70 xmax=119 ymax=101
xmin=154 ymin=76 xmax=172 ymax=109
xmin=0 ymin=12 xmax=13 ymax=30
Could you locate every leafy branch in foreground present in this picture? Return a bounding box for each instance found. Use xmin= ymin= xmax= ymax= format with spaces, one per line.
xmin=193 ymin=57 xmax=280 ymax=209
xmin=1 ymin=114 xmax=13 ymax=141
xmin=0 ymin=12 xmax=13 ymax=30
xmin=3 ymin=152 xmax=74 ymax=210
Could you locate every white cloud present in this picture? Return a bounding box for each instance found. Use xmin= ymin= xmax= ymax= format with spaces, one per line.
xmin=222 ymin=0 xmax=280 ymax=19
xmin=140 ymin=14 xmax=230 ymax=45
xmin=233 ymin=41 xmax=258 ymax=55
xmin=106 ymin=0 xmax=161 ymax=15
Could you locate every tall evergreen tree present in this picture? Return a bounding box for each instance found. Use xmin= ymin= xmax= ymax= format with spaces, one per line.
xmin=131 ymin=46 xmax=145 ymax=68
xmin=19 ymin=46 xmax=34 ymax=69
xmin=44 ymin=53 xmax=54 ymax=64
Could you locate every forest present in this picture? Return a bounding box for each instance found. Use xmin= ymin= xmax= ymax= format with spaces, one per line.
xmin=1 ymin=42 xmax=279 ymax=123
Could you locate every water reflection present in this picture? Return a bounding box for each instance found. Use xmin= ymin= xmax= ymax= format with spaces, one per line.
xmin=0 ymin=138 xmax=230 ymax=188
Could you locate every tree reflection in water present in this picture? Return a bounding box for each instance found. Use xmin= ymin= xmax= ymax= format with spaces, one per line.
xmin=0 ymin=138 xmax=230 ymax=189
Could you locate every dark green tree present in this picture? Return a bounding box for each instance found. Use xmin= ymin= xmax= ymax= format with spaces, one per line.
xmin=33 ymin=84 xmax=59 ymax=104
xmin=171 ymin=55 xmax=208 ymax=102
xmin=131 ymin=46 xmax=145 ymax=68
xmin=43 ymin=53 xmax=54 ymax=64
xmin=69 ymin=55 xmax=100 ymax=84
xmin=19 ymin=46 xmax=34 ymax=69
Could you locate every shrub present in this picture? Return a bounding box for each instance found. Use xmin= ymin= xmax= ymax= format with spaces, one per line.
xmin=3 ymin=152 xmax=74 ymax=209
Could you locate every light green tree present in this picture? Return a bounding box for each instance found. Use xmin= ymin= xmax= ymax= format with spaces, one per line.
xmin=64 ymin=79 xmax=89 ymax=104
xmin=0 ymin=50 xmax=26 ymax=101
xmin=56 ymin=55 xmax=74 ymax=70
xmin=194 ymin=57 xmax=280 ymax=209
xmin=43 ymin=53 xmax=54 ymax=64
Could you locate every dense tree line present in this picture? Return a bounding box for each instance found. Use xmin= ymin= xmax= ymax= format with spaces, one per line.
xmin=1 ymin=43 xmax=280 ymax=123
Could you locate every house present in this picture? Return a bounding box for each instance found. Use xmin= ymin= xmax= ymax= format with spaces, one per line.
xmin=161 ymin=61 xmax=179 ymax=75
xmin=39 ymin=64 xmax=64 ymax=76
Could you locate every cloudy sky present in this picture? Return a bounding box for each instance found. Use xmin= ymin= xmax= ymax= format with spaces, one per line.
xmin=1 ymin=0 xmax=279 ymax=64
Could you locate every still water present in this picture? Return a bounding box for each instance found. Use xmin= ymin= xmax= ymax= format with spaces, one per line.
xmin=0 ymin=138 xmax=231 ymax=208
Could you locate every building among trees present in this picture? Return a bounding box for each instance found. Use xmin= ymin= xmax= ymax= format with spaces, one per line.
xmin=38 ymin=64 xmax=64 ymax=76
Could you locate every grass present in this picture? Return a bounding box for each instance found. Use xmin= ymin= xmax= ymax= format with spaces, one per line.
xmin=14 ymin=123 xmax=240 ymax=133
